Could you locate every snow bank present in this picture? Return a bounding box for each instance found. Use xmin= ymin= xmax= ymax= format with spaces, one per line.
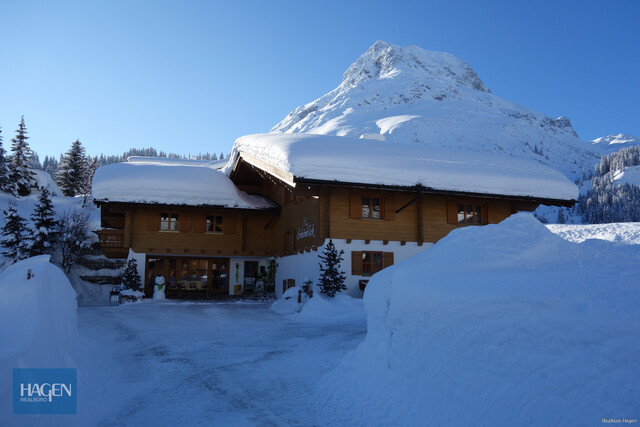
xmin=228 ymin=133 xmax=578 ymax=201
xmin=0 ymin=256 xmax=78 ymax=410
xmin=316 ymin=214 xmax=640 ymax=425
xmin=271 ymin=288 xmax=365 ymax=325
xmin=92 ymin=159 xmax=274 ymax=209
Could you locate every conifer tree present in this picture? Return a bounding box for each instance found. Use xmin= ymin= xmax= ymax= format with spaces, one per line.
xmin=0 ymin=127 xmax=12 ymax=193
xmin=10 ymin=116 xmax=36 ymax=196
xmin=26 ymin=187 xmax=59 ymax=257
xmin=1 ymin=201 xmax=28 ymax=263
xmin=56 ymin=139 xmax=88 ymax=196
xmin=317 ymin=239 xmax=347 ymax=297
xmin=122 ymin=258 xmax=142 ymax=291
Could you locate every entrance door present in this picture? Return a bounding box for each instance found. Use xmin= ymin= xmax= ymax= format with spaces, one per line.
xmin=209 ymin=258 xmax=229 ymax=295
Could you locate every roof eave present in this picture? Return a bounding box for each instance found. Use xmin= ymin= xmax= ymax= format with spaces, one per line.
xmin=293 ymin=177 xmax=576 ymax=207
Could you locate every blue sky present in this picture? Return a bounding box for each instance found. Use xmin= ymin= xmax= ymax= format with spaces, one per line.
xmin=1 ymin=0 xmax=638 ymax=159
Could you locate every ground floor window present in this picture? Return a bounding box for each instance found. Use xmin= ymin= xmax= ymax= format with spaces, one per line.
xmin=145 ymin=256 xmax=229 ymax=297
xmin=351 ymin=251 xmax=394 ymax=276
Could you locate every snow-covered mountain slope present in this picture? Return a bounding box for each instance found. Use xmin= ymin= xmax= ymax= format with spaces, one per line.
xmin=591 ymin=133 xmax=640 ymax=154
xmin=271 ymin=41 xmax=600 ymax=181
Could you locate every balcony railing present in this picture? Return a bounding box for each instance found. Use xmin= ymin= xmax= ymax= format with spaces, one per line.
xmin=96 ymin=229 xmax=125 ymax=248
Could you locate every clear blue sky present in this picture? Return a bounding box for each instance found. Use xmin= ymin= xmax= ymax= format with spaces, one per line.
xmin=1 ymin=0 xmax=638 ymax=159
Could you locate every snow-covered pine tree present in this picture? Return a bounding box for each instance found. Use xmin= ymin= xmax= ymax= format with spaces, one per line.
xmin=1 ymin=200 xmax=28 ymax=263
xmin=80 ymin=156 xmax=99 ymax=200
xmin=26 ymin=187 xmax=59 ymax=257
xmin=122 ymin=258 xmax=142 ymax=291
xmin=42 ymin=155 xmax=59 ymax=177
xmin=0 ymin=127 xmax=12 ymax=193
xmin=317 ymin=239 xmax=347 ymax=297
xmin=56 ymin=139 xmax=88 ymax=197
xmin=9 ymin=116 xmax=36 ymax=196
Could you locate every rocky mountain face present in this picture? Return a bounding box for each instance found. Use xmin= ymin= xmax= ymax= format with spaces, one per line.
xmin=271 ymin=41 xmax=600 ymax=181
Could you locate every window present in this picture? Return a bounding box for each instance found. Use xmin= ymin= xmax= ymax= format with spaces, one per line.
xmin=160 ymin=213 xmax=178 ymax=231
xmin=361 ymin=197 xmax=381 ymax=219
xmin=352 ymin=251 xmax=394 ymax=276
xmin=362 ymin=251 xmax=383 ymax=275
xmin=349 ymin=194 xmax=394 ymax=220
xmin=457 ymin=204 xmax=483 ymax=225
xmin=206 ymin=215 xmax=223 ymax=233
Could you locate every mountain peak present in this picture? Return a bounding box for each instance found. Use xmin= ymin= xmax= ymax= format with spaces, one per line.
xmin=341 ymin=41 xmax=491 ymax=94
xmin=271 ymin=41 xmax=599 ymax=180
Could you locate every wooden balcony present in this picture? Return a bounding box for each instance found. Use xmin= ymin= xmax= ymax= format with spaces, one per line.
xmin=95 ymin=229 xmax=129 ymax=259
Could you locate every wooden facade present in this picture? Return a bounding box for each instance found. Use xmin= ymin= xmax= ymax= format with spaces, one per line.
xmin=96 ymin=154 xmax=573 ymax=296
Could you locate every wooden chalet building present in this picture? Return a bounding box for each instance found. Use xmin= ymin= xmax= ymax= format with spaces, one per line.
xmin=93 ymin=134 xmax=577 ymax=298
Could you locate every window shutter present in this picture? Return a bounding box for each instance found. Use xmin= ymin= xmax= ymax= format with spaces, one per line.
xmin=147 ymin=209 xmax=159 ymax=231
xmin=179 ymin=213 xmax=191 ymax=232
xmin=384 ymin=194 xmax=394 ymax=221
xmin=383 ymin=252 xmax=394 ymax=268
xmin=349 ymin=194 xmax=361 ymax=219
xmin=446 ymin=201 xmax=458 ymax=224
xmin=351 ymin=251 xmax=363 ymax=275
xmin=193 ymin=214 xmax=206 ymax=233
xmin=225 ymin=214 xmax=236 ymax=234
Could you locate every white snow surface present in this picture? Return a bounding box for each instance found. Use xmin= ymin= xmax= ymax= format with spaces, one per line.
xmin=2 ymin=217 xmax=639 ymax=425
xmin=92 ymin=158 xmax=274 ymax=209
xmin=271 ymin=41 xmax=601 ymax=181
xmin=0 ymin=256 xmax=78 ymax=423
xmin=591 ymin=133 xmax=640 ymax=153
xmin=611 ymin=165 xmax=640 ymax=187
xmin=316 ymin=213 xmax=640 ymax=425
xmin=548 ymin=221 xmax=640 ymax=245
xmin=228 ymin=133 xmax=578 ymax=201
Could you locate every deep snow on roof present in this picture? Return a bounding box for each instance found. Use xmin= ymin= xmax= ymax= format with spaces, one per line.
xmin=227 ymin=133 xmax=578 ymax=201
xmin=92 ymin=158 xmax=274 ymax=209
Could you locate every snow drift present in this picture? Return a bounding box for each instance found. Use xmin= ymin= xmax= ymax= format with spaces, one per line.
xmin=0 ymin=256 xmax=78 ymax=423
xmin=316 ymin=214 xmax=640 ymax=425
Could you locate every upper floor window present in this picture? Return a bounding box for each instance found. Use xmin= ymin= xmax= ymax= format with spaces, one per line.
xmin=160 ymin=213 xmax=179 ymax=231
xmin=361 ymin=197 xmax=381 ymax=219
xmin=457 ymin=204 xmax=483 ymax=225
xmin=206 ymin=215 xmax=223 ymax=233
xmin=350 ymin=194 xmax=393 ymax=220
xmin=447 ymin=201 xmax=487 ymax=226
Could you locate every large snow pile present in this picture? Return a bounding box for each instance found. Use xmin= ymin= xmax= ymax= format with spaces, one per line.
xmin=0 ymin=256 xmax=78 ymax=412
xmin=271 ymin=41 xmax=599 ymax=181
xmin=228 ymin=133 xmax=577 ymax=201
xmin=315 ymin=214 xmax=639 ymax=425
xmin=92 ymin=158 xmax=274 ymax=209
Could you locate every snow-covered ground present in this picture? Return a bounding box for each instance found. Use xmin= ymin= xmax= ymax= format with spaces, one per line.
xmin=1 ymin=296 xmax=366 ymax=426
xmin=2 ymin=215 xmax=639 ymax=426
xmin=317 ymin=214 xmax=640 ymax=426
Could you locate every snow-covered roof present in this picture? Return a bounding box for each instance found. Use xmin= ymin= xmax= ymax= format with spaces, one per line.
xmin=92 ymin=158 xmax=275 ymax=209
xmin=226 ymin=133 xmax=578 ymax=201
